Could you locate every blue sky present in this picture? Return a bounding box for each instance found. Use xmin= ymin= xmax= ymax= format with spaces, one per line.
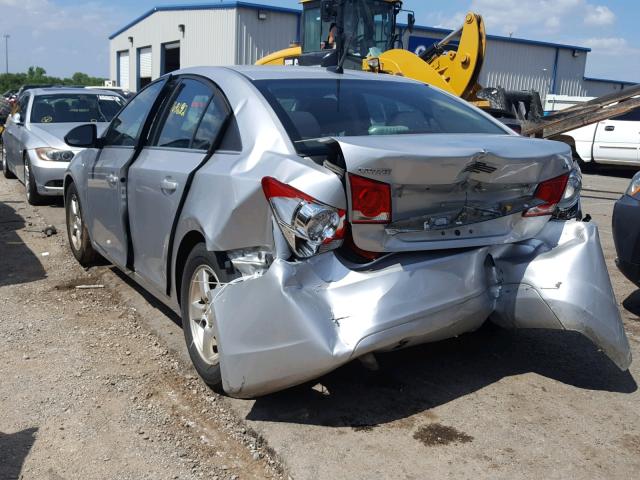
xmin=0 ymin=0 xmax=638 ymax=82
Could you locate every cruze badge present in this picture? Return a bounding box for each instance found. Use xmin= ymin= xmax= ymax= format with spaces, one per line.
xmin=357 ymin=167 xmax=392 ymax=176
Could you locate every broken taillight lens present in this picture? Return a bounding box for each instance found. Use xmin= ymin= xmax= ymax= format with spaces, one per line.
xmin=523 ymin=173 xmax=570 ymax=217
xmin=262 ymin=177 xmax=345 ymax=258
xmin=349 ymin=174 xmax=392 ymax=224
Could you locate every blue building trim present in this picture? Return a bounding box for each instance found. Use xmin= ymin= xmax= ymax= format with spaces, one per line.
xmin=584 ymin=76 xmax=636 ymax=85
xmin=398 ymin=23 xmax=591 ymax=52
xmin=109 ymin=1 xmax=301 ymax=40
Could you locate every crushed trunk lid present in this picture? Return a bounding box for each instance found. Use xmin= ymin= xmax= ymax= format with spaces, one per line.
xmin=325 ymin=134 xmax=572 ymax=252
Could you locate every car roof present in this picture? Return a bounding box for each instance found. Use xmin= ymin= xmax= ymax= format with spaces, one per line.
xmin=29 ymin=87 xmax=124 ymax=97
xmin=179 ymin=65 xmax=419 ymax=84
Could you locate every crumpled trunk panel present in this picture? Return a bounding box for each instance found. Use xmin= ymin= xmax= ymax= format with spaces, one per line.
xmin=328 ymin=134 xmax=573 ymax=252
xmin=212 ymin=220 xmax=631 ymax=398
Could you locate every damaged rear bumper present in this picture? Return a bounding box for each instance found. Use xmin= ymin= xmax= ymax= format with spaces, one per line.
xmin=213 ymin=220 xmax=631 ymax=398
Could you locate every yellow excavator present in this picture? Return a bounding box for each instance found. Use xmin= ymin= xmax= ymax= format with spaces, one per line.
xmin=256 ymin=0 xmax=487 ymax=102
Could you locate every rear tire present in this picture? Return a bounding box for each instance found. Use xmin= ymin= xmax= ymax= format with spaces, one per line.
xmin=180 ymin=243 xmax=238 ymax=392
xmin=65 ymin=182 xmax=99 ymax=266
xmin=2 ymin=144 xmax=15 ymax=179
xmin=25 ymin=157 xmax=46 ymax=205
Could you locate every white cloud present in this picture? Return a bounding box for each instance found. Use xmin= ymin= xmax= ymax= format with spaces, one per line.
xmin=429 ymin=0 xmax=616 ymax=36
xmin=582 ymin=37 xmax=640 ymax=55
xmin=0 ymin=0 xmax=125 ymax=76
xmin=584 ymin=5 xmax=615 ymax=26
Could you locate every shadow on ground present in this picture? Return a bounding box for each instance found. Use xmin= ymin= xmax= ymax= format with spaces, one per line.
xmin=246 ymin=324 xmax=636 ymax=428
xmin=0 ymin=427 xmax=38 ymax=480
xmin=623 ymin=290 xmax=640 ymax=317
xmin=0 ymin=200 xmax=47 ymax=287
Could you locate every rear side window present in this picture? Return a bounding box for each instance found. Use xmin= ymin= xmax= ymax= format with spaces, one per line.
xmin=192 ymin=94 xmax=228 ymax=151
xmin=103 ymin=80 xmax=165 ymax=147
xmin=154 ymin=79 xmax=213 ymax=149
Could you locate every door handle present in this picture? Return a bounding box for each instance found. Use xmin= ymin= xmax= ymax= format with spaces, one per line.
xmin=161 ymin=177 xmax=178 ymax=193
xmin=604 ymin=125 xmax=615 ymax=131
xmin=106 ymin=173 xmax=119 ymax=187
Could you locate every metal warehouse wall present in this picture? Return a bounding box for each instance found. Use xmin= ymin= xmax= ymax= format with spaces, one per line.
xmin=235 ymin=8 xmax=299 ymax=65
xmin=403 ymin=28 xmax=600 ymax=102
xmin=110 ymin=9 xmax=237 ymax=91
xmin=583 ymin=79 xmax=630 ymax=97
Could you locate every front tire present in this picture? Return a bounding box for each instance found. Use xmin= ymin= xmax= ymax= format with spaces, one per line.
xmin=2 ymin=143 xmax=16 ymax=179
xmin=65 ymin=183 xmax=99 ymax=266
xmin=25 ymin=157 xmax=46 ymax=205
xmin=180 ymin=244 xmax=238 ymax=392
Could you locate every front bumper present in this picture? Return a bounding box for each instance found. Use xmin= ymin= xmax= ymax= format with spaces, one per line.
xmin=213 ymin=220 xmax=631 ymax=398
xmin=27 ymin=150 xmax=70 ymax=196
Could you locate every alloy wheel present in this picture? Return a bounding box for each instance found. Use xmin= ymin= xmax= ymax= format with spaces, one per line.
xmin=69 ymin=193 xmax=83 ymax=251
xmin=188 ymin=265 xmax=220 ymax=365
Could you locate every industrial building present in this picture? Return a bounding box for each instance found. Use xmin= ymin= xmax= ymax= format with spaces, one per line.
xmin=109 ymin=1 xmax=634 ymax=100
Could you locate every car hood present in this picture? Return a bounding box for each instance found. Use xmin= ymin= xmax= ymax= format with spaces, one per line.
xmin=27 ymin=122 xmax=109 ymax=149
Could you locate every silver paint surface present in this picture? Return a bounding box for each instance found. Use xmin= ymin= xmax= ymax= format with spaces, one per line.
xmin=65 ymin=66 xmax=631 ymax=398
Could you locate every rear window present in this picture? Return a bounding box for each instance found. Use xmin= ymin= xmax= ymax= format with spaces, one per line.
xmin=30 ymin=94 xmax=125 ymax=124
xmin=253 ymin=79 xmax=507 ymax=155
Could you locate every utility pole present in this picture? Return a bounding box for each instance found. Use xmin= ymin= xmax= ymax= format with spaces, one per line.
xmin=3 ymin=34 xmax=8 ymax=74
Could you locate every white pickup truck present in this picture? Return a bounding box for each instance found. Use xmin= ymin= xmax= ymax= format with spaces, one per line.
xmin=545 ymin=95 xmax=640 ymax=167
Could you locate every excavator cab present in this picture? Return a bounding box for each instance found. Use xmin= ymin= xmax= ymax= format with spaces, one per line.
xmin=296 ymin=0 xmax=402 ymax=69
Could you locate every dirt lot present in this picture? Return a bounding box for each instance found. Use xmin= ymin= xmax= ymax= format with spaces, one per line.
xmin=1 ymin=169 xmax=640 ymax=480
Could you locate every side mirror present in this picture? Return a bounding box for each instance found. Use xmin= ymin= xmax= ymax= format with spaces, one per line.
xmin=321 ymin=0 xmax=336 ymax=22
xmin=12 ymin=113 xmax=23 ymax=125
xmin=65 ymin=124 xmax=99 ymax=148
xmin=408 ymin=13 xmax=416 ymax=33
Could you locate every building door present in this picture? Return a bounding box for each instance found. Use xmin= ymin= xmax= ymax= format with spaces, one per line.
xmin=162 ymin=42 xmax=180 ymax=74
xmin=118 ymin=50 xmax=129 ymax=89
xmin=138 ymin=47 xmax=152 ymax=89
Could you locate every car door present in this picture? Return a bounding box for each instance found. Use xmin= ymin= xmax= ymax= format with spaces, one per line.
xmin=127 ymin=76 xmax=230 ymax=291
xmin=86 ymin=79 xmax=169 ymax=268
xmin=593 ymin=107 xmax=640 ymax=164
xmin=3 ymin=94 xmax=30 ymax=177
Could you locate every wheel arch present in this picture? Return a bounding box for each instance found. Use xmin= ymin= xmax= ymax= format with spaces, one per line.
xmin=173 ymin=229 xmax=230 ymax=307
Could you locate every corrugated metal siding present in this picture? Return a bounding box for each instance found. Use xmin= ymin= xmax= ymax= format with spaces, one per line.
xmin=235 ymin=7 xmax=299 ymax=65
xmin=110 ymin=9 xmax=237 ymax=90
xmin=583 ymin=79 xmax=629 ymax=97
xmin=401 ymin=29 xmax=604 ymax=103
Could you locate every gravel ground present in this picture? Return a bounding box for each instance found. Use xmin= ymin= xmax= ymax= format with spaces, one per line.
xmin=0 ymin=182 xmax=286 ymax=479
xmin=1 ymin=167 xmax=640 ymax=479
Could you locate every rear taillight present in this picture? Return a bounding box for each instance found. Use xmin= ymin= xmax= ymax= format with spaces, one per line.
xmin=523 ymin=173 xmax=570 ymax=217
xmin=262 ymin=177 xmax=345 ymax=258
xmin=349 ymin=174 xmax=392 ymax=224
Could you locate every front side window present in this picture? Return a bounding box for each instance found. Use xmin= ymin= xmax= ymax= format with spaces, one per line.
xmin=153 ymin=79 xmax=213 ymax=149
xmin=30 ymin=94 xmax=125 ymax=124
xmin=612 ymin=107 xmax=640 ymax=122
xmin=254 ymin=78 xmax=507 ymax=156
xmin=103 ymin=80 xmax=165 ymax=147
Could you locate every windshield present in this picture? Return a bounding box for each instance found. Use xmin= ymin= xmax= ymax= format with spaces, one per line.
xmin=30 ymin=94 xmax=125 ymax=124
xmin=302 ymin=0 xmax=395 ymax=54
xmin=254 ymin=79 xmax=507 ymax=156
xmin=344 ymin=0 xmax=395 ymax=56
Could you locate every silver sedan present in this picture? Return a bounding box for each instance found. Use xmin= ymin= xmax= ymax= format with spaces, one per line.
xmin=1 ymin=88 xmax=124 ymax=204
xmin=63 ymin=66 xmax=630 ymax=398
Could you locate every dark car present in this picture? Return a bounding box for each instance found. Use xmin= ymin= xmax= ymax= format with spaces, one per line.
xmin=613 ymin=172 xmax=640 ymax=286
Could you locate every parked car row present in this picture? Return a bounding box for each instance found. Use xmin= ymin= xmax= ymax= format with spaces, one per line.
xmin=2 ymin=88 xmax=125 ymax=204
xmin=43 ymin=65 xmax=630 ymax=398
